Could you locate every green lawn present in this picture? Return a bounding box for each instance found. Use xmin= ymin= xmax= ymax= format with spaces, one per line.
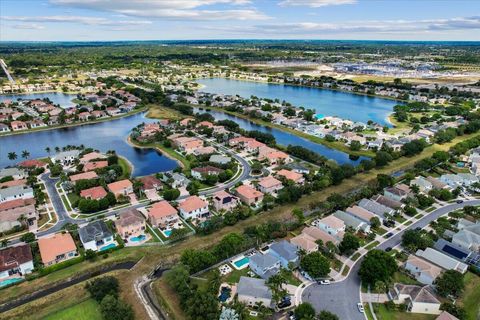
xmin=42 ymin=299 xmax=101 ymax=320
xmin=392 ymin=271 xmax=420 ymax=285
xmin=224 ymin=268 xmax=250 ymax=284
xmin=365 ymin=241 xmax=380 ymax=250
xmin=394 ymin=216 xmax=407 ymax=223
xmin=373 ymin=303 xmax=436 ymax=320
xmin=60 ymin=195 xmax=72 ymax=211
xmin=118 ymin=156 xmax=132 ymax=179
xmin=458 ymin=272 xmax=480 ymax=320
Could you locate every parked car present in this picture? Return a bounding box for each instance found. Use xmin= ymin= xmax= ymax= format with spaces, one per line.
xmin=385 ymin=247 xmax=392 ymax=252
xmin=278 ymin=296 xmax=292 ymax=309
xmin=357 ymin=303 xmax=365 ymax=313
xmin=456 ymin=200 xmax=464 ymax=204
xmin=383 ymin=220 xmax=395 ymax=228
xmin=319 ymin=280 xmax=331 ymax=285
xmin=385 ymin=232 xmax=393 ymax=238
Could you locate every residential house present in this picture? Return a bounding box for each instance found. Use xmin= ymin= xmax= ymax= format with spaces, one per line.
xmin=79 ymin=220 xmax=115 ymax=252
xmin=249 ymin=252 xmax=281 ymax=279
xmin=0 ymin=185 xmax=34 ymax=203
xmin=452 ymin=219 xmax=480 ymax=251
xmin=10 ymin=121 xmax=28 ymax=131
xmin=212 ymin=190 xmax=239 ymax=212
xmin=69 ymin=171 xmax=98 ymax=183
xmin=345 ymin=205 xmax=380 ymax=224
xmin=411 ymin=177 xmax=433 ymax=193
xmin=83 ymin=161 xmax=108 ymax=172
xmin=290 ymin=233 xmax=319 ymax=254
xmin=404 ymin=255 xmax=443 ymax=285
xmin=191 ymin=166 xmax=224 ymax=180
xmin=138 ymin=175 xmax=162 ymax=192
xmin=0 ymin=168 xmax=27 ymax=180
xmin=389 ymin=283 xmax=441 ymax=315
xmin=276 ymin=169 xmax=304 ymax=184
xmin=170 ymin=173 xmax=191 ymax=189
xmin=115 ymin=208 xmax=146 ymax=238
xmin=0 ymin=244 xmax=34 ymax=280
xmin=257 ymin=176 xmax=283 ymax=194
xmin=302 ymin=226 xmax=341 ymax=246
xmin=333 ymin=210 xmax=371 ymax=233
xmin=436 ymin=311 xmax=460 ymax=320
xmin=358 ymin=198 xmax=395 ymax=220
xmin=425 ymin=176 xmax=449 ymax=190
xmin=178 ymin=196 xmax=209 ymax=220
xmin=38 ymin=233 xmax=78 ymax=266
xmin=416 ymin=248 xmax=469 ymax=274
xmin=209 ymin=154 xmax=231 ymax=165
xmin=0 ymin=198 xmax=37 ymax=232
xmin=372 ymin=195 xmax=404 ymax=210
xmin=237 ymin=276 xmax=273 ymax=309
xmin=148 ymin=200 xmax=179 ymax=228
xmin=236 ymin=185 xmax=264 ymax=206
xmin=107 ymin=179 xmax=133 ymax=198
xmin=314 ymin=215 xmax=345 ymax=237
xmin=0 ymin=123 xmax=10 ymax=133
xmin=193 ymin=146 xmax=216 ymax=156
xmin=269 ymin=240 xmax=299 ymax=268
xmin=51 ymin=150 xmax=80 ymax=166
xmin=80 ymin=186 xmax=108 ymax=200
xmin=384 ymin=184 xmax=411 ymax=202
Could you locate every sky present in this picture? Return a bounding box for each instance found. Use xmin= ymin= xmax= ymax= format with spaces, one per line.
xmin=1 ymin=0 xmax=480 ymax=41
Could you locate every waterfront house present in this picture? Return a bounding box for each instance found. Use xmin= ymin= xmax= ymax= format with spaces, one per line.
xmin=416 ymin=248 xmax=469 ymax=274
xmin=80 ymin=186 xmax=108 ymax=200
xmin=79 ymin=151 xmax=106 ymax=164
xmin=0 ymin=168 xmax=27 ymax=180
xmin=0 ymin=185 xmax=34 ymax=203
xmin=249 ymin=252 xmax=281 ymax=279
xmin=10 ymin=121 xmax=27 ymax=131
xmin=115 ymin=208 xmax=146 ymax=239
xmin=269 ymin=240 xmax=299 ymax=268
xmin=236 ymin=185 xmax=264 ymax=207
xmin=18 ymin=159 xmax=47 ymax=169
xmin=169 ymin=172 xmax=191 ymax=188
xmin=237 ymin=276 xmax=273 ymax=309
xmin=191 ymin=166 xmax=224 ymax=180
xmin=38 ymin=233 xmax=78 ymax=266
xmin=51 ymin=150 xmax=80 ymax=166
xmin=178 ymin=196 xmax=209 ymax=220
xmin=257 ymin=175 xmax=283 ymax=194
xmin=107 ymin=179 xmax=133 ymax=198
xmin=404 ymin=255 xmax=443 ymax=285
xmin=79 ymin=220 xmax=115 ymax=252
xmin=389 ymin=283 xmax=441 ymax=315
xmin=0 ymin=123 xmax=10 ymax=133
xmin=0 ymin=244 xmax=34 ymax=280
xmin=138 ymin=175 xmax=162 ymax=192
xmin=212 ymin=190 xmax=239 ymax=212
xmin=148 ymin=200 xmax=179 ymax=228
xmin=83 ymin=161 xmax=108 ymax=172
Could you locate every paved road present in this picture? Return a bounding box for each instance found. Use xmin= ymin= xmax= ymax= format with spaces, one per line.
xmin=301 ymin=199 xmax=480 ymax=320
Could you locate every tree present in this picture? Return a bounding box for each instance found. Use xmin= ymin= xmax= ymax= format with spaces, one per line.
xmin=21 ymin=150 xmax=30 ymax=159
xmin=318 ymin=310 xmax=339 ymax=320
xmin=440 ymin=303 xmax=467 ymax=320
xmin=20 ymin=232 xmax=35 ymax=243
xmin=267 ymin=272 xmax=288 ymax=303
xmin=85 ymin=276 xmax=119 ymax=303
xmin=184 ymin=291 xmax=220 ymax=320
xmin=374 ymin=151 xmax=392 ymax=167
xmin=350 ymin=140 xmax=361 ymax=151
xmin=358 ymin=250 xmax=397 ymax=286
xmin=163 ymin=188 xmax=180 ymax=201
xmin=294 ymin=302 xmax=316 ymax=320
xmin=300 ymin=252 xmax=330 ymax=279
xmin=292 ymin=208 xmax=305 ymax=224
xmin=435 ymin=270 xmax=464 ymax=298
xmin=85 ymin=249 xmax=97 ymax=261
xmin=376 ymin=174 xmax=394 ymax=189
xmin=8 ymin=152 xmax=17 ymax=163
xmin=401 ymin=229 xmax=433 ymax=252
xmin=100 ymin=294 xmax=134 ymax=320
xmin=370 ymin=217 xmax=381 ymax=229
xmin=1 ymin=239 xmax=9 ymax=248
xmin=338 ymin=233 xmax=360 ymax=255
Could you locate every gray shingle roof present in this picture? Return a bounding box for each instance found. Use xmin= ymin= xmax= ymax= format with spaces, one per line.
xmin=269 ymin=240 xmax=298 ymax=262
xmin=79 ymin=220 xmax=113 ymax=243
xmin=237 ymin=276 xmax=272 ymax=300
xmin=250 ymin=252 xmax=280 ymax=270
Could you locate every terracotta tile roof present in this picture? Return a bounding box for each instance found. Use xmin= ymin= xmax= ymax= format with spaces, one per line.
xmin=266 ymin=151 xmax=289 ymax=160
xmin=107 ymin=179 xmax=132 ymax=193
xmin=346 ymin=205 xmax=376 ymax=222
xmin=38 ymin=233 xmax=76 ymax=264
xmin=149 ymin=200 xmax=178 ymax=219
xmin=436 ymin=311 xmax=459 ymax=320
xmin=0 ymin=179 xmax=27 ymax=188
xmin=70 ymin=171 xmax=98 ymax=182
xmin=80 ymin=186 xmax=108 ymax=200
xmin=0 ymin=198 xmax=36 ymax=211
xmin=83 ymin=161 xmax=108 ymax=172
xmin=80 ymin=152 xmax=106 ymax=163
xmin=276 ymin=169 xmax=302 ymax=182
xmin=18 ymin=159 xmax=47 ymax=168
xmin=302 ymin=226 xmax=339 ymax=245
xmin=179 ymin=196 xmax=208 ymax=213
xmin=138 ymin=175 xmax=162 ymax=190
xmin=0 ymin=244 xmax=33 ymax=273
xmin=236 ymin=185 xmax=264 ymax=200
xmin=319 ymin=215 xmax=345 ymax=230
xmin=258 ymin=176 xmax=282 ymax=189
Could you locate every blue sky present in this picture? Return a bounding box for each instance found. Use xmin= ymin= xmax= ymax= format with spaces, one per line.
xmin=1 ymin=0 xmax=479 ymax=41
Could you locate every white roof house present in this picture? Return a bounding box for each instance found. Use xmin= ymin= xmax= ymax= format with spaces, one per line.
xmin=415 ymin=248 xmax=468 ymax=274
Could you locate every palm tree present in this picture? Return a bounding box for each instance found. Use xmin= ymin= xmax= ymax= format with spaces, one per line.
xmin=21 ymin=150 xmax=30 ymax=159
xmin=45 ymin=147 xmax=51 ymax=155
xmin=17 ymin=214 xmax=27 ymax=227
xmin=1 ymin=239 xmax=8 ymax=248
xmin=54 ymin=146 xmax=60 ymax=153
xmin=7 ymin=152 xmax=17 ymax=163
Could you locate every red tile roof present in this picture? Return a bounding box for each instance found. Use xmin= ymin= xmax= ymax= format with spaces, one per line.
xmin=0 ymin=244 xmax=33 ymax=273
xmin=149 ymin=200 xmax=178 ymax=219
xmin=80 ymin=186 xmax=108 ymax=200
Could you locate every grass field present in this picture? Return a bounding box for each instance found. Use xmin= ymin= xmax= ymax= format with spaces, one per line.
xmin=118 ymin=156 xmax=132 ymax=179
xmin=42 ymin=299 xmax=101 ymax=320
xmin=373 ymin=304 xmax=436 ymax=320
xmin=146 ymin=104 xmax=183 ymax=120
xmin=458 ymin=272 xmax=480 ymax=320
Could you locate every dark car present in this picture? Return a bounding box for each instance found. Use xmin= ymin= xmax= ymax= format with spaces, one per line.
xmin=456 ymin=200 xmax=464 ymax=204
xmin=385 ymin=232 xmax=393 ymax=238
xmin=385 ymin=247 xmax=392 ymax=252
xmin=278 ymin=297 xmax=292 ymax=309
xmin=383 ymin=220 xmax=395 ymax=228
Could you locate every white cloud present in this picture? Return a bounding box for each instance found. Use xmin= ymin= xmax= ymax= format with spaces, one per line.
xmin=278 ymin=0 xmax=357 ymax=7
xmin=212 ymin=16 xmax=480 ymax=35
xmin=49 ymin=0 xmax=269 ymax=20
xmin=12 ymin=23 xmax=45 ymax=30
xmin=3 ymin=15 xmax=152 ymax=26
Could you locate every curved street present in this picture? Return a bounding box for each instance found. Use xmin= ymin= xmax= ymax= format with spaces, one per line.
xmin=301 ymin=199 xmax=480 ymax=320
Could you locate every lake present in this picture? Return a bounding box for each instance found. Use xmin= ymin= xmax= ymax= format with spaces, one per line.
xmin=0 ymin=92 xmax=77 ymax=108
xmin=0 ymin=113 xmax=179 ymax=176
xmin=194 ymin=107 xmax=367 ymax=165
xmin=197 ymin=78 xmax=399 ymax=126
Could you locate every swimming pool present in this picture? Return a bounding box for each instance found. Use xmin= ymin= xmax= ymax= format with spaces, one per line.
xmin=232 ymin=256 xmax=249 ymax=270
xmin=0 ymin=277 xmax=23 ymax=287
xmin=99 ymin=243 xmax=117 ymax=251
xmin=130 ymin=234 xmax=146 ymax=242
xmin=162 ymin=229 xmax=172 ymax=237
xmin=218 ymin=286 xmax=231 ymax=302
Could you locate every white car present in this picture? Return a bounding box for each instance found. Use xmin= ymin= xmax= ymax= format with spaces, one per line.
xmin=357 ymin=303 xmax=365 ymax=313
xmin=320 ymin=280 xmax=331 ymax=285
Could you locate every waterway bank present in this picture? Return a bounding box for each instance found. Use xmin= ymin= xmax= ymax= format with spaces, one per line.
xmin=126 ymin=136 xmax=187 ymax=170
